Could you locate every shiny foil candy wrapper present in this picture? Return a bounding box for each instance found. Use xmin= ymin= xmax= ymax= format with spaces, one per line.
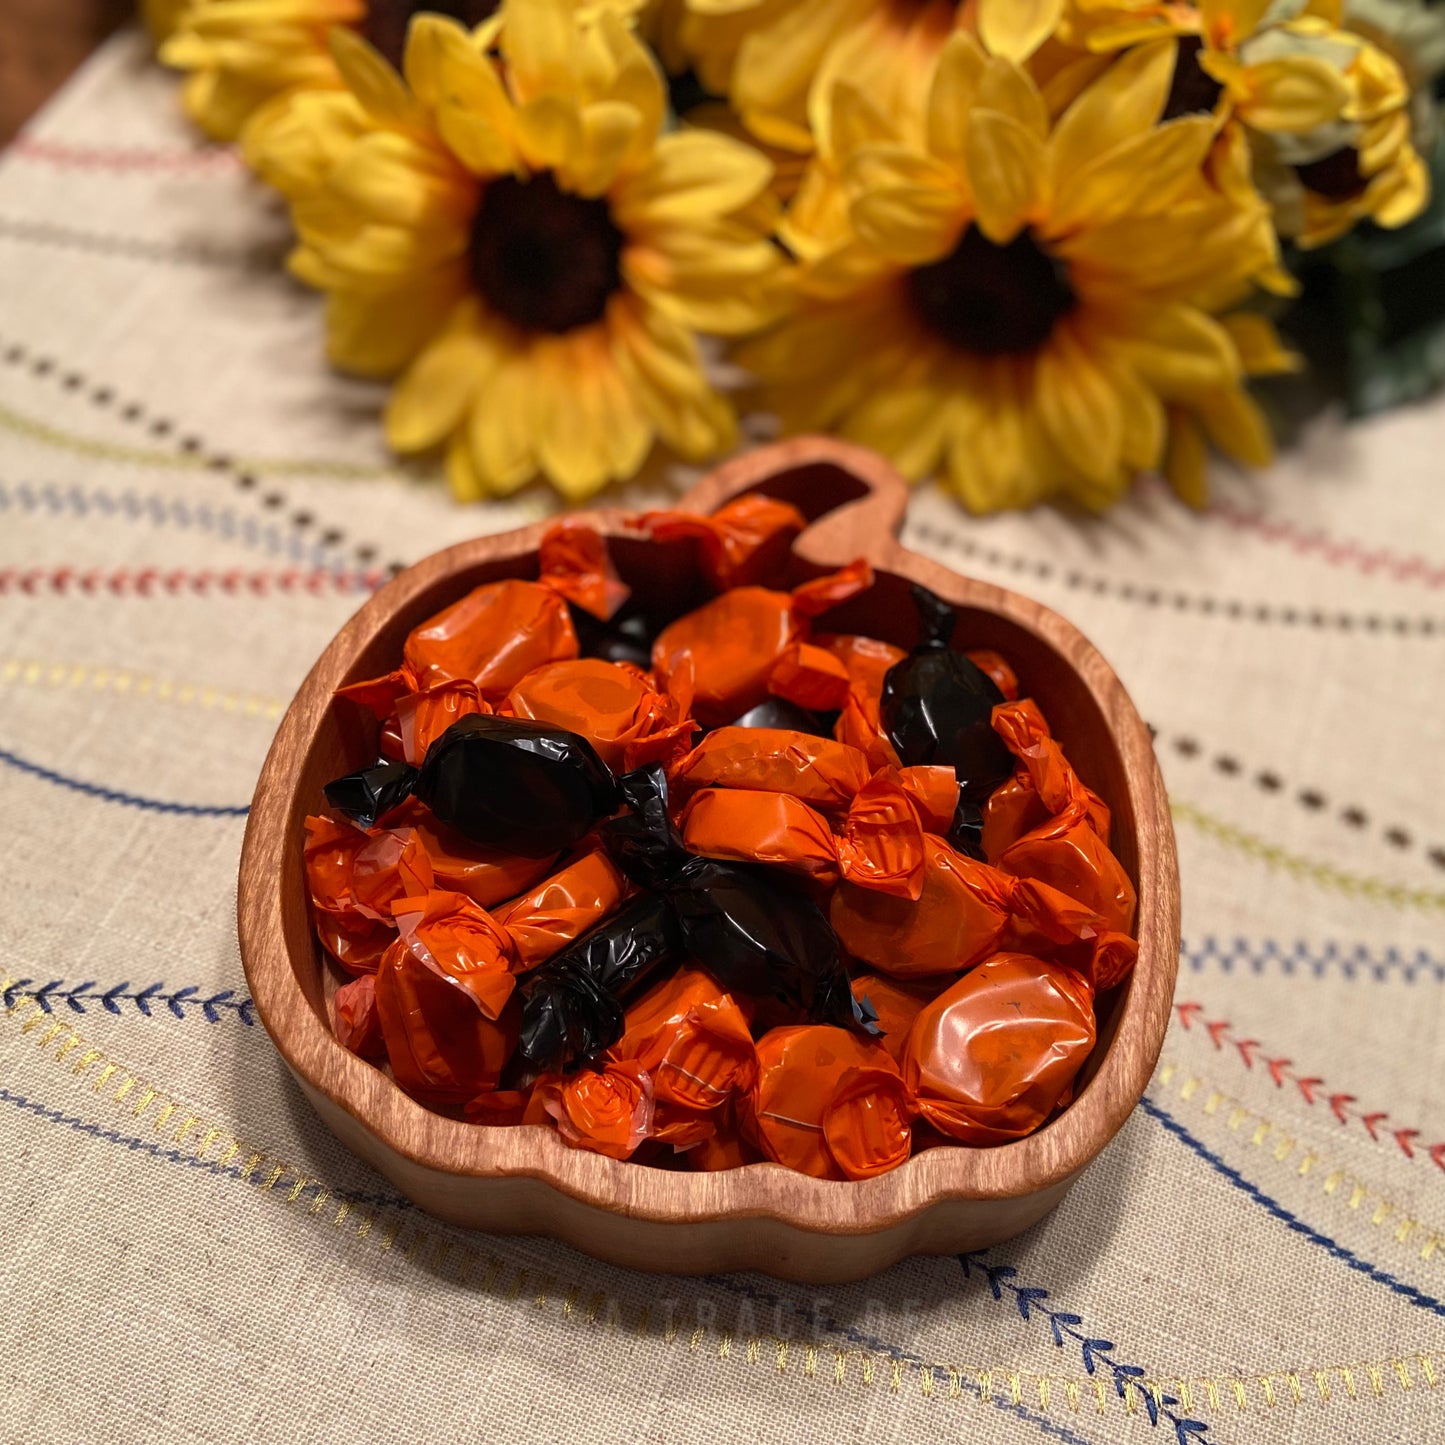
xmin=303 ymin=517 xmax=1139 ymax=1178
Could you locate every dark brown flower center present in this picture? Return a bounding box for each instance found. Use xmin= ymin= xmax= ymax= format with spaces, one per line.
xmin=1294 ymin=147 xmax=1367 ymax=200
xmin=905 ymin=225 xmax=1074 ymax=356
xmin=362 ymin=0 xmax=500 ymax=70
xmin=469 ymin=173 xmax=625 ymax=335
xmin=1161 ymin=35 xmax=1224 ymax=121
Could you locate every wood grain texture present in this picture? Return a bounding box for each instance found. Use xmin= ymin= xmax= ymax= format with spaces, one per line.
xmin=237 ymin=437 xmax=1179 ymax=1284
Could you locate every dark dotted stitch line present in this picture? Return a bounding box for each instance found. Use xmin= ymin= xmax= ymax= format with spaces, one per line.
xmin=0 ymin=215 xmax=289 ymax=271
xmin=0 ymin=335 xmax=401 ymax=573
xmin=1156 ymin=726 xmax=1443 ymax=870
xmin=907 ymin=521 xmax=1444 ymax=637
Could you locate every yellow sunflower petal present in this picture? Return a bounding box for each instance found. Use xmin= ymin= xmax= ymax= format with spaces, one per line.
xmin=502 ymin=0 xmax=579 ymax=106
xmin=1233 ymin=55 xmax=1352 ymax=133
xmin=515 ymin=94 xmax=583 ymax=169
xmin=1221 ymin=312 xmax=1300 ymax=375
xmin=1197 ymin=384 xmax=1273 ymax=467
xmin=568 ymin=101 xmax=643 ymax=197
xmin=323 ymin=279 xmax=463 ymax=378
xmin=326 ymin=130 xmax=469 ymax=226
xmin=467 ymin=347 xmax=542 ymax=494
xmin=1034 ymin=331 xmax=1124 ymax=484
xmin=926 ymin=31 xmax=987 ymax=164
xmin=1098 ymin=301 xmax=1241 ymax=395
xmin=978 ymin=57 xmax=1049 ymax=141
xmin=1199 ymin=0 xmax=1272 ymax=47
xmin=445 ymin=430 xmax=486 ymax=501
xmin=1164 ymin=409 xmax=1208 ymax=507
xmin=384 ymin=303 xmax=498 ymax=453
xmin=965 ymin=109 xmax=1045 ymax=243
xmin=1048 ymin=116 xmax=1214 ymax=234
xmin=329 ymin=27 xmax=422 ymax=132
xmin=531 ymin=333 xmax=635 ymax=499
xmin=977 ymin=0 xmax=1064 ymax=63
xmin=613 ymin=130 xmax=772 ymax=227
xmin=850 ymin=186 xmax=964 ymax=264
xmin=1051 ymin=40 xmax=1175 ymax=181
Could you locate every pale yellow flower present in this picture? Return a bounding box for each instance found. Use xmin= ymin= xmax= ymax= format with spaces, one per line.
xmin=743 ymin=37 xmax=1285 ymax=513
xmin=252 ymin=3 xmax=783 ymax=501
xmin=1067 ymin=0 xmax=1428 ymax=244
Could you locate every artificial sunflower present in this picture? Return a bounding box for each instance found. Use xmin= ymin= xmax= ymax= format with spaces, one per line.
xmin=252 ymin=2 xmax=783 ymax=501
xmin=743 ymin=36 xmax=1286 ymax=513
xmin=1065 ymin=0 xmax=1428 ymax=246
xmin=159 ymin=0 xmax=637 ymax=145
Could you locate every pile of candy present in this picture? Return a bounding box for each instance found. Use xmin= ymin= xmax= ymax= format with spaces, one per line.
xmin=304 ymin=497 xmax=1138 ymax=1179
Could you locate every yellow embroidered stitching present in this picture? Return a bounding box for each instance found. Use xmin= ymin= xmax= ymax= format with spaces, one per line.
xmin=1171 ymin=800 xmax=1445 ymax=912
xmin=3 ymin=976 xmax=1441 ymax=1422
xmin=0 ymin=398 xmax=405 ymax=480
xmin=0 ymin=655 xmax=285 ymax=720
xmin=1154 ymin=1059 xmax=1445 ymax=1267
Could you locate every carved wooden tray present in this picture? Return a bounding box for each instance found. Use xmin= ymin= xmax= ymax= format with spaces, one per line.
xmin=237 ymin=436 xmax=1179 ymax=1284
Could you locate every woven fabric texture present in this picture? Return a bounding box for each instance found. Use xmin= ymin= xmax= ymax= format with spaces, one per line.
xmin=3 ymin=31 xmax=1444 ymax=1445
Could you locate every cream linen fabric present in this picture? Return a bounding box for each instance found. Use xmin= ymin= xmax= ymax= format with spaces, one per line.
xmin=2 ymin=31 xmax=1444 ymax=1445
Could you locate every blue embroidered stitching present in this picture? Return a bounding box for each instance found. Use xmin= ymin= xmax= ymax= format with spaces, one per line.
xmin=1180 ymin=936 xmax=1445 ymax=983
xmin=961 ymin=1254 xmax=1210 ymax=1442
xmin=705 ymin=1276 xmax=1101 ymax=1445
xmin=2 ymin=977 xmax=255 ymax=1024
xmin=1142 ymin=1097 xmax=1445 ymax=1320
xmin=0 ymin=1086 xmax=407 ymax=1208
xmin=0 ymin=744 xmax=250 ymax=816
xmin=0 ymin=478 xmax=342 ymax=568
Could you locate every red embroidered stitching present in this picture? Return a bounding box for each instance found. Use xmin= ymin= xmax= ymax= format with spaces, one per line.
xmin=1208 ymin=503 xmax=1445 ymax=590
xmin=1175 ymin=1002 xmax=1445 ymax=1172
xmin=0 ymin=567 xmax=383 ymax=596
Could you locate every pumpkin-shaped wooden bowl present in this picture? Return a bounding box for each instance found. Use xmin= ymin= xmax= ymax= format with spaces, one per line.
xmin=238 ymin=436 xmax=1178 ymax=1285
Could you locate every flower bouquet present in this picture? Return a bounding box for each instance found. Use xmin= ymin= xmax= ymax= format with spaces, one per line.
xmin=151 ymin=0 xmax=1443 ymax=513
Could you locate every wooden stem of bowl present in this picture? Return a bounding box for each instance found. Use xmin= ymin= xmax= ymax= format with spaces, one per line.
xmin=238 ymin=437 xmax=1179 ymax=1284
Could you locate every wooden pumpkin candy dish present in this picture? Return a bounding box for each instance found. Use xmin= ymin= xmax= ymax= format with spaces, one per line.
xmin=237 ymin=436 xmax=1179 ymax=1285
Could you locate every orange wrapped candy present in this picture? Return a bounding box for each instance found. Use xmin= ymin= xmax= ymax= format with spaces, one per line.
xmin=463 ymin=1089 xmax=532 ymax=1126
xmin=672 ymin=727 xmax=874 ymax=811
xmin=814 ymin=632 xmax=905 ymax=769
xmin=849 ymin=973 xmax=937 ymax=1064
xmin=502 ymin=658 xmax=697 ymax=773
xmin=498 ymin=845 xmax=631 ymax=971
xmin=394 ymin=680 xmax=487 ymax=765
xmin=652 ymin=560 xmax=873 ymax=725
xmin=611 ymin=967 xmax=756 ymax=1114
xmin=965 ymin=649 xmax=1020 ymax=702
xmin=332 ymin=973 xmax=384 ymax=1059
xmin=684 ymin=1113 xmax=758 ymax=1169
xmin=304 ymin=816 xmax=434 ymax=973
xmin=338 ymin=523 xmax=627 ymax=741
xmin=540 ymin=1059 xmax=654 ymax=1159
xmin=991 ymin=700 xmax=1137 ymax=938
xmin=904 ymin=953 xmax=1095 ymax=1144
xmin=681 ymin=770 xmax=926 ymax=899
xmin=636 ymin=493 xmax=806 ymax=590
xmin=373 ymin=890 xmax=519 ymax=1104
xmin=831 ymin=834 xmax=1013 ymax=978
xmin=387 ymin=798 xmax=555 ymax=908
xmin=747 ymin=1026 xmax=912 ymax=1180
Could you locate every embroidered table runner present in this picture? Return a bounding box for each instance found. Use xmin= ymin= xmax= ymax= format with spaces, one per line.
xmin=4 ymin=31 xmax=1444 ymax=1445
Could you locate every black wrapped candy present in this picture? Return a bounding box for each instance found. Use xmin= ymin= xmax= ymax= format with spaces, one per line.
xmin=880 ymin=584 xmax=1013 ymax=803
xmin=603 ymin=766 xmax=876 ymax=1037
xmin=517 ymin=893 xmax=683 ymax=1069
xmin=324 ymin=717 xmax=620 ymax=857
xmin=413 ymin=715 xmax=619 ymax=858
xmin=725 ymin=697 xmax=835 ymax=736
xmin=323 ymin=759 xmax=419 ymax=829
